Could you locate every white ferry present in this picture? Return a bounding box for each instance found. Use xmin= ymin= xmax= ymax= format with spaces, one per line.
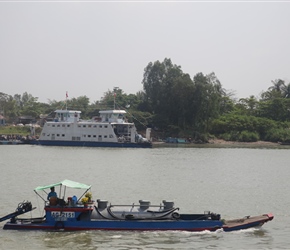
xmin=29 ymin=109 xmax=152 ymax=148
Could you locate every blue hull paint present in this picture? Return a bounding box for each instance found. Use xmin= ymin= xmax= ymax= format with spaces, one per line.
xmin=3 ymin=217 xmax=272 ymax=232
xmin=4 ymin=219 xmax=223 ymax=231
xmin=28 ymin=140 xmax=152 ymax=148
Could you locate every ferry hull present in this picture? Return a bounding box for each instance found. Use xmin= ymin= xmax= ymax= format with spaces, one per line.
xmin=28 ymin=140 xmax=152 ymax=148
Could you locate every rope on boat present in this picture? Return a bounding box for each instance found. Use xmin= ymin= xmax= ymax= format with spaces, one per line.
xmin=114 ymin=101 xmax=149 ymax=130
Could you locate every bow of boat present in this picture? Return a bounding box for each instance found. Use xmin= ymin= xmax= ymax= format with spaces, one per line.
xmin=222 ymin=213 xmax=274 ymax=231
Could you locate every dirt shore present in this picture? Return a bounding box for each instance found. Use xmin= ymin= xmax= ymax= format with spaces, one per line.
xmin=208 ymin=139 xmax=279 ymax=146
xmin=153 ymin=139 xmax=284 ymax=148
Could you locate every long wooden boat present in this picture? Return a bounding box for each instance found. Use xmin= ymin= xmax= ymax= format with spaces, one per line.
xmin=0 ymin=180 xmax=273 ymax=232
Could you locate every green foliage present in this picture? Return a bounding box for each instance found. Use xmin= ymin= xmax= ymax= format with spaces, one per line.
xmin=258 ymin=98 xmax=290 ymax=121
xmin=0 ymin=125 xmax=41 ymax=136
xmin=238 ymin=131 xmax=259 ymax=142
xmin=209 ymin=114 xmax=278 ymax=141
xmin=210 ymin=113 xmax=290 ymax=142
xmin=264 ymin=127 xmax=290 ymax=143
xmin=128 ymin=110 xmax=153 ymax=131
xmin=220 ymin=131 xmax=259 ymax=142
xmin=141 ymin=59 xmax=228 ymax=138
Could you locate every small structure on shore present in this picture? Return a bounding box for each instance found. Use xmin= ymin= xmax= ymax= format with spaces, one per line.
xmin=0 ymin=115 xmax=6 ymax=126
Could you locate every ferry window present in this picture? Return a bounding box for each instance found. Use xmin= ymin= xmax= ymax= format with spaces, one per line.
xmin=67 ymin=125 xmax=70 ymax=127
xmin=57 ymin=134 xmax=60 ymax=137
xmin=52 ymin=125 xmax=55 ymax=127
xmin=109 ymin=134 xmax=113 ymax=138
xmin=104 ymin=135 xmax=107 ymax=138
xmin=83 ymin=135 xmax=86 ymax=137
xmin=104 ymin=125 xmax=108 ymax=128
xmin=57 ymin=125 xmax=60 ymax=127
xmin=88 ymin=125 xmax=91 ymax=128
xmin=83 ymin=125 xmax=86 ymax=128
xmin=93 ymin=135 xmax=96 ymax=138
xmin=88 ymin=135 xmax=91 ymax=138
xmin=98 ymin=135 xmax=102 ymax=138
xmin=99 ymin=125 xmax=102 ymax=128
xmin=62 ymin=124 xmax=65 ymax=127
xmin=62 ymin=134 xmax=65 ymax=137
xmin=78 ymin=125 xmax=81 ymax=128
xmin=93 ymin=125 xmax=97 ymax=128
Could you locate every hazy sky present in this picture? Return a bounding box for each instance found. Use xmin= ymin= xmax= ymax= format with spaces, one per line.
xmin=0 ymin=1 xmax=289 ymax=104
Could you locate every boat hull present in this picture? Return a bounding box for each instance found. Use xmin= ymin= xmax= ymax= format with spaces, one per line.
xmin=3 ymin=214 xmax=273 ymax=232
xmin=2 ymin=220 xmax=223 ymax=231
xmin=28 ymin=140 xmax=152 ymax=148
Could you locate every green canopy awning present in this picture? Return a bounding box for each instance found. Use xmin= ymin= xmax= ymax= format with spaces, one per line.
xmin=34 ymin=179 xmax=91 ymax=191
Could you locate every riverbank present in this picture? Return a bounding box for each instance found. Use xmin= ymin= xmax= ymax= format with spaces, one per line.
xmin=153 ymin=139 xmax=285 ymax=149
xmin=208 ymin=139 xmax=279 ymax=146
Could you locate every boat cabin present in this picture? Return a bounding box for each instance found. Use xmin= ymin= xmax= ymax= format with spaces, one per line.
xmin=54 ymin=110 xmax=81 ymax=123
xmin=99 ymin=110 xmax=127 ymax=123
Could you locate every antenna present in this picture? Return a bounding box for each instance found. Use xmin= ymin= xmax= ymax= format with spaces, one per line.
xmin=113 ymin=87 xmax=119 ymax=110
xmin=65 ymin=91 xmax=68 ymax=110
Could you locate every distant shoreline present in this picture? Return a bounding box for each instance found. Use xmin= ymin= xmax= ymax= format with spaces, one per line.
xmin=152 ymin=139 xmax=285 ymax=149
xmin=208 ymin=139 xmax=279 ymax=146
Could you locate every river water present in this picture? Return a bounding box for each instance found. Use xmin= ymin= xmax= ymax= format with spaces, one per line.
xmin=0 ymin=145 xmax=289 ymax=249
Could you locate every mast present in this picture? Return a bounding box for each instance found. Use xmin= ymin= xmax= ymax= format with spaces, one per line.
xmin=65 ymin=91 xmax=68 ymax=110
xmin=113 ymin=87 xmax=119 ymax=110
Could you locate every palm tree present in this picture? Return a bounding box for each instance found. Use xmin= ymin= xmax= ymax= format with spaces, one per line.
xmin=262 ymin=79 xmax=285 ymax=100
xmin=268 ymin=79 xmax=285 ymax=92
xmin=281 ymin=83 xmax=290 ymax=98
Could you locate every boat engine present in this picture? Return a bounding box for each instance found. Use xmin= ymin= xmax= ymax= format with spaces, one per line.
xmin=17 ymin=201 xmax=33 ymax=213
xmin=0 ymin=201 xmax=34 ymax=223
xmin=210 ymin=213 xmax=221 ymax=221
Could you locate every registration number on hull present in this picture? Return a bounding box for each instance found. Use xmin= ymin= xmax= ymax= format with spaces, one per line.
xmin=51 ymin=212 xmax=75 ymax=221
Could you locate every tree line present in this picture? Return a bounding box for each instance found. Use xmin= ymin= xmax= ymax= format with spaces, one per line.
xmin=1 ymin=58 xmax=290 ymax=143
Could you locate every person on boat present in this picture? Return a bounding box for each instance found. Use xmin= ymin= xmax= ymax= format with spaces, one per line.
xmin=47 ymin=187 xmax=57 ymax=200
